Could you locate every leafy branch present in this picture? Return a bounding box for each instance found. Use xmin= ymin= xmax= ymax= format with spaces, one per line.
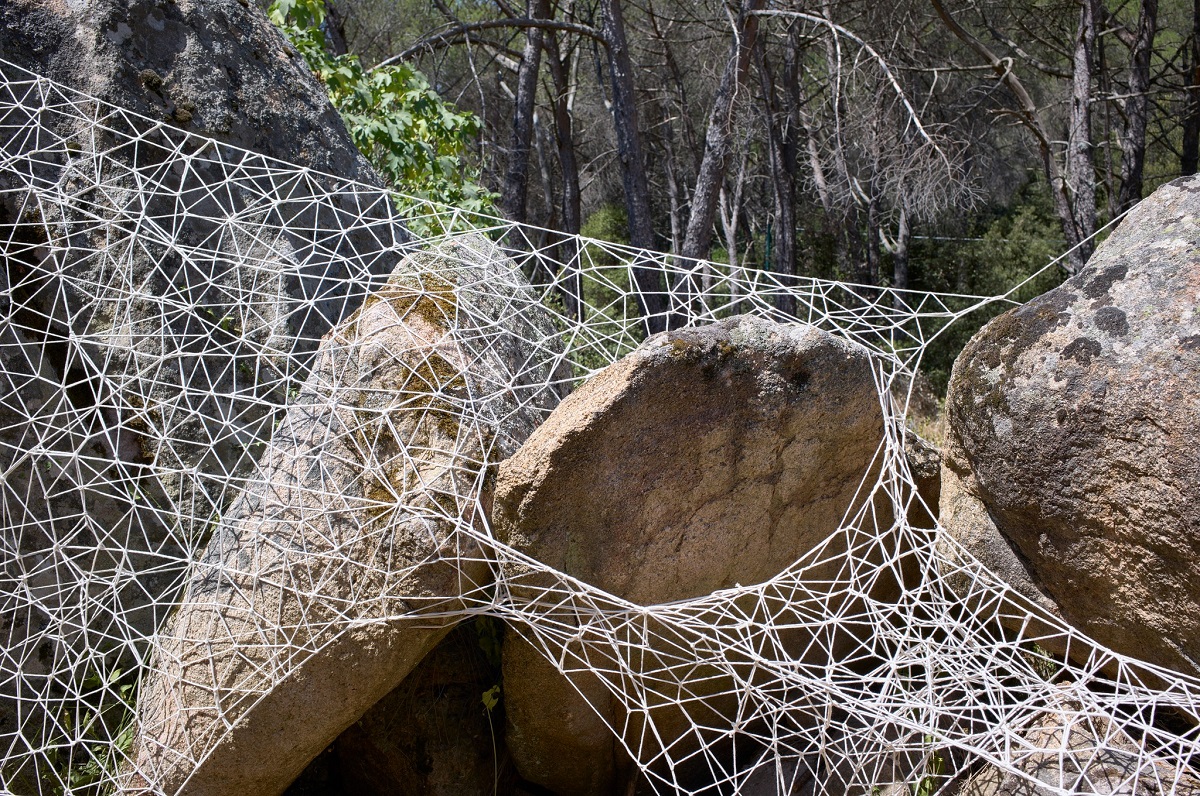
xmin=269 ymin=0 xmax=497 ymax=231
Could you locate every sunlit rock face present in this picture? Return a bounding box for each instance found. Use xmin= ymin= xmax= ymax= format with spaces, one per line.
xmin=127 ymin=236 xmax=564 ymax=796
xmin=493 ymin=314 xmax=898 ymax=796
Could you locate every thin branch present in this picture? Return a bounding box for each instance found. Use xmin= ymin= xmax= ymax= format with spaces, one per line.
xmin=928 ymin=0 xmax=1051 ymax=152
xmin=381 ymin=18 xmax=606 ymax=66
xmin=982 ymin=21 xmax=1072 ymax=78
xmin=751 ymin=8 xmax=950 ymax=163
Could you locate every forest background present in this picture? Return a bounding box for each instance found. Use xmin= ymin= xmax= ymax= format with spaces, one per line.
xmin=269 ymin=0 xmax=1198 ymax=394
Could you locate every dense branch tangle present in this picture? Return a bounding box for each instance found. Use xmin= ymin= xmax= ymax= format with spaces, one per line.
xmin=1 ymin=59 xmax=1200 ymax=796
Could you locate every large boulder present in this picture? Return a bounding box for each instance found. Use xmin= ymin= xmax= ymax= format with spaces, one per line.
xmin=940 ymin=175 xmax=1200 ymax=676
xmin=124 ymin=236 xmax=563 ymax=796
xmin=0 ymin=0 xmax=404 ymax=531
xmin=0 ymin=280 xmax=166 ymax=791
xmin=492 ymin=315 xmax=895 ymax=795
xmin=0 ymin=0 xmax=403 ymax=787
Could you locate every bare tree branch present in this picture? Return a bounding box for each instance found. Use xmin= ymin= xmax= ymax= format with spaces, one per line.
xmin=752 ymin=8 xmax=951 ymax=168
xmin=380 ymin=18 xmax=606 ymax=66
xmin=930 ymin=0 xmax=1090 ymax=272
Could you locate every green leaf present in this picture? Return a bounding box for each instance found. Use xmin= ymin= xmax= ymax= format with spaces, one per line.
xmin=481 ymin=684 xmax=501 ymax=712
xmin=268 ymin=1 xmax=494 ymax=223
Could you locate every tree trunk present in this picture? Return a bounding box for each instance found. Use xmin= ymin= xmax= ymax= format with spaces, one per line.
xmin=533 ymin=111 xmax=558 ymax=233
xmin=661 ymin=107 xmax=686 ymax=256
xmin=892 ymin=206 xmax=910 ymax=306
xmin=1065 ymin=0 xmax=1098 ymax=271
xmin=679 ymin=0 xmax=765 ymax=263
xmin=544 ymin=29 xmax=584 ymax=321
xmin=323 ymin=0 xmax=348 ymax=56
xmin=1096 ymin=23 xmax=1118 ymax=221
xmin=864 ymin=192 xmax=883 ymax=287
xmin=719 ymin=184 xmax=740 ymax=273
xmin=756 ymin=36 xmax=797 ymax=316
xmin=599 ymin=0 xmax=670 ymax=333
xmin=1183 ymin=0 xmax=1200 ymax=175
xmin=1117 ymin=0 xmax=1158 ymax=213
xmin=500 ymin=0 xmax=549 ymax=226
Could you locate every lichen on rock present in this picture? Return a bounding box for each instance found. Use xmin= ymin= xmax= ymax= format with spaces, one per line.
xmin=940 ymin=174 xmax=1200 ymax=677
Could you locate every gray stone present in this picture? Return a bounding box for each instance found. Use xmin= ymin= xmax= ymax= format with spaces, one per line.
xmin=0 ymin=260 xmax=186 ymax=792
xmin=940 ymin=175 xmax=1200 ymax=676
xmin=0 ymin=0 xmax=405 ymax=785
xmin=0 ymin=0 xmax=405 ymax=547
xmin=493 ymin=315 xmax=895 ymax=796
xmin=0 ymin=0 xmax=375 ymax=180
xmin=905 ymin=432 xmax=941 ymax=530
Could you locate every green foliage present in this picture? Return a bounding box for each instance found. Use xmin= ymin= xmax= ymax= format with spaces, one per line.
xmin=480 ymin=684 xmax=501 ymax=713
xmin=268 ymin=0 xmax=495 ymax=230
xmin=47 ymin=665 xmax=138 ymax=795
xmin=911 ymin=179 xmax=1067 ymax=394
xmin=580 ymin=204 xmax=631 ymax=255
xmin=911 ymin=739 xmax=946 ymax=796
xmin=571 ymin=205 xmax=644 ymax=372
xmin=1023 ymin=642 xmax=1060 ymax=681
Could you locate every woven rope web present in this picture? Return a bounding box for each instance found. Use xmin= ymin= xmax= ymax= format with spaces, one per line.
xmin=2 ymin=59 xmax=1199 ymax=796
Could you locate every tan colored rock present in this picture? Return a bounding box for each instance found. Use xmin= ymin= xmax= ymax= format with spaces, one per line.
xmin=125 ymin=236 xmax=561 ymax=796
xmin=493 ymin=315 xmax=893 ymax=796
xmin=940 ymin=175 xmax=1200 ymax=676
xmin=956 ymin=690 xmax=1200 ymax=796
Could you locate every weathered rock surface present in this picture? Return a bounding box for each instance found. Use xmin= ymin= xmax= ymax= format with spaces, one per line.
xmin=0 ymin=1 xmax=412 ymax=786
xmin=493 ymin=315 xmax=892 ymax=796
xmin=0 ymin=0 xmax=374 ymax=180
xmin=126 ymin=236 xmax=562 ymax=796
xmin=940 ymin=175 xmax=1200 ymax=676
xmin=0 ymin=0 xmax=400 ymax=505
xmin=0 ymin=280 xmax=176 ymax=792
xmin=905 ymin=432 xmax=942 ymax=530
xmin=956 ymin=689 xmax=1200 ymax=796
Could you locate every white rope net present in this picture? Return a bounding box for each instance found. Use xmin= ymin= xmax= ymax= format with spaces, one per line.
xmin=2 ymin=59 xmax=1199 ymax=796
